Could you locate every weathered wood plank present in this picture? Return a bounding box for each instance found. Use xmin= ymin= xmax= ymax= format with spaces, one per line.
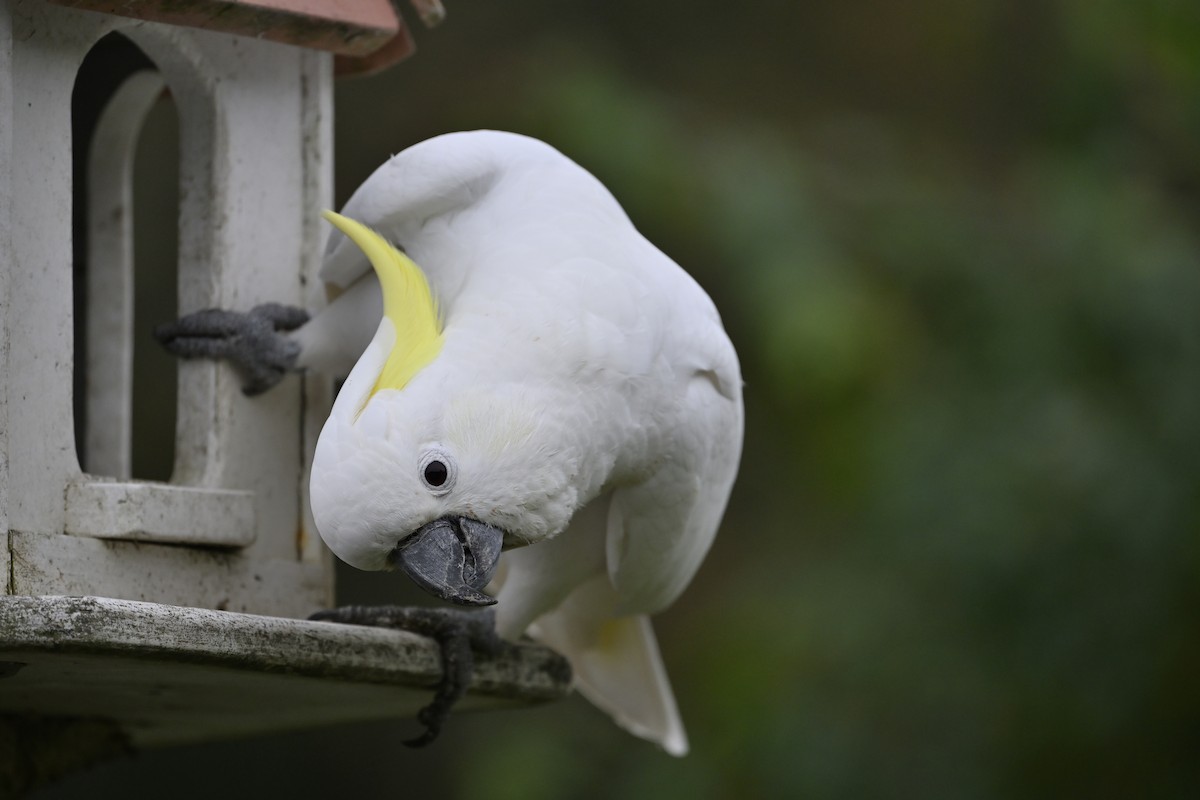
xmin=0 ymin=595 xmax=572 ymax=748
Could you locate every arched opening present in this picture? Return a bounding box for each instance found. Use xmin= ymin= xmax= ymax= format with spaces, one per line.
xmin=129 ymin=76 xmax=180 ymax=481
xmin=72 ymin=32 xmax=179 ymax=481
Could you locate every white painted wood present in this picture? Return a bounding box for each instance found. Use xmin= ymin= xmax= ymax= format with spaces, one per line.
xmin=4 ymin=1 xmax=80 ymax=537
xmin=0 ymin=3 xmax=11 ymax=549
xmin=120 ymin=25 xmax=314 ymax=560
xmin=0 ymin=0 xmax=334 ymax=612
xmin=64 ymin=481 xmax=255 ymax=547
xmin=10 ymin=531 xmax=326 ymax=616
xmin=84 ymin=70 xmax=166 ymax=480
xmin=298 ymin=45 xmax=335 ymax=568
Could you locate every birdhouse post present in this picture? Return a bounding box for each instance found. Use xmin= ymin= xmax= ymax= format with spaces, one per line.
xmin=0 ymin=1 xmax=569 ymax=792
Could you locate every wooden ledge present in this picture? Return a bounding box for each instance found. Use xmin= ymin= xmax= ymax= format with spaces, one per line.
xmin=0 ymin=596 xmax=570 ymax=749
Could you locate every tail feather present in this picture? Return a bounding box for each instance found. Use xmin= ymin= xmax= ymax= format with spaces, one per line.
xmin=528 ymin=576 xmax=688 ymax=756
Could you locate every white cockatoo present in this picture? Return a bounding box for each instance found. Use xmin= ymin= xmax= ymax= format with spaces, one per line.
xmin=160 ymin=130 xmax=742 ymax=755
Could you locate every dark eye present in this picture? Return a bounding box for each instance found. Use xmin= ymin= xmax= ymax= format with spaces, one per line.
xmin=418 ymin=449 xmax=457 ymax=495
xmin=423 ymin=460 xmax=449 ymax=487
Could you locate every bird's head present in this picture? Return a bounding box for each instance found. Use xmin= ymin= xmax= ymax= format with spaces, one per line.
xmin=309 ymin=212 xmax=579 ymax=606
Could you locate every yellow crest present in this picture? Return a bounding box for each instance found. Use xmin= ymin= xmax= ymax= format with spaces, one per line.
xmin=322 ymin=211 xmax=444 ymax=396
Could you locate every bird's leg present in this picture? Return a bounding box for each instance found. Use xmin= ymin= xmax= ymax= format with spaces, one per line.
xmin=308 ymin=605 xmax=513 ymax=747
xmin=154 ymin=303 xmax=310 ymax=396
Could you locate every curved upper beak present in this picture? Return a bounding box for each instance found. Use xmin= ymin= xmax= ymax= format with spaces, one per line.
xmin=391 ymin=516 xmax=504 ymax=606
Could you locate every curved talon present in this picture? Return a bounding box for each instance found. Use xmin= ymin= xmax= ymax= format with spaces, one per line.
xmin=307 ymin=605 xmax=510 ymax=746
xmin=154 ymin=304 xmax=310 ymax=395
xmin=403 ymin=620 xmax=475 ymax=748
xmin=247 ymin=302 xmax=310 ymax=331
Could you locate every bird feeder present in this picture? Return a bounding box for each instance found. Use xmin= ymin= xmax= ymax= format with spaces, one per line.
xmin=0 ymin=1 xmax=568 ymax=792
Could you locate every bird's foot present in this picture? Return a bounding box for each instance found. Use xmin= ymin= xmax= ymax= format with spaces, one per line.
xmin=154 ymin=303 xmax=309 ymax=396
xmin=308 ymin=605 xmax=512 ymax=747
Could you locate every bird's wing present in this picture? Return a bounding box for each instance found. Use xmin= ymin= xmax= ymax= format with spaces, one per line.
xmin=606 ymin=323 xmax=743 ymax=615
xmin=492 ymin=493 xmax=688 ymax=755
xmin=528 ymin=573 xmax=689 ymax=756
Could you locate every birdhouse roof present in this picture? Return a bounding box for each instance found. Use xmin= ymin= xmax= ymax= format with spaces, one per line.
xmin=46 ymin=0 xmax=435 ymax=74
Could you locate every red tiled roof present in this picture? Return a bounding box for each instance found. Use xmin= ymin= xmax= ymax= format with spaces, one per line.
xmin=45 ymin=0 xmax=444 ymax=73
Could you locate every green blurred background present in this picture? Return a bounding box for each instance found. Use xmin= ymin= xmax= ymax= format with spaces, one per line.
xmin=41 ymin=1 xmax=1200 ymax=797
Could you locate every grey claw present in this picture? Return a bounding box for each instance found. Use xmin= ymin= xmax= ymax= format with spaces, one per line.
xmin=306 ymin=605 xmax=516 ymax=746
xmin=155 ymin=304 xmax=310 ymax=396
xmin=248 ymin=303 xmax=310 ymax=332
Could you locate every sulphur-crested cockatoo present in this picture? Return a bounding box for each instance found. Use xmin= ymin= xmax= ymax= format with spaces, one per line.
xmin=158 ymin=130 xmax=742 ymax=756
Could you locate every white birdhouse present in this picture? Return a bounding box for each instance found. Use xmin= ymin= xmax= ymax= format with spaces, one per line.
xmin=0 ymin=0 xmax=416 ymax=615
xmin=0 ymin=1 xmax=569 ymax=788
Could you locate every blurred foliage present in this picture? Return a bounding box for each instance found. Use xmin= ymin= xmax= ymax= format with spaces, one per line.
xmin=39 ymin=1 xmax=1200 ymax=798
xmin=372 ymin=3 xmax=1200 ymax=797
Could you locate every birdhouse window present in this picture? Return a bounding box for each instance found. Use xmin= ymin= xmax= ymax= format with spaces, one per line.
xmin=65 ymin=31 xmax=256 ymax=549
xmin=73 ymin=32 xmax=178 ymax=484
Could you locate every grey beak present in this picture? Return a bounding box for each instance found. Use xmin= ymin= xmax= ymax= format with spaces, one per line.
xmin=392 ymin=516 xmax=504 ymax=606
